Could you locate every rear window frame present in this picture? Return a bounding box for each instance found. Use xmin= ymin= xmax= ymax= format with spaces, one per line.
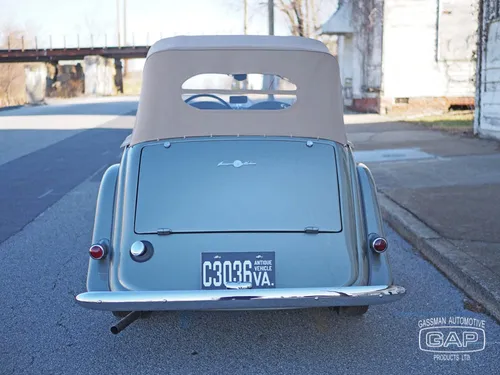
xmin=181 ymin=73 xmax=298 ymax=111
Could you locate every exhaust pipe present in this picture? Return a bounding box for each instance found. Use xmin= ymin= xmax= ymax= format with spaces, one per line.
xmin=110 ymin=311 xmax=142 ymax=334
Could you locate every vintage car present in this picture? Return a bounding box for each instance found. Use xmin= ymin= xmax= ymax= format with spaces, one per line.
xmin=76 ymin=35 xmax=406 ymax=334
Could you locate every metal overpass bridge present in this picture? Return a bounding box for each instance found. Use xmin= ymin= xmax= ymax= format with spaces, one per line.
xmin=0 ymin=46 xmax=150 ymax=63
xmin=0 ymin=34 xmax=154 ymax=93
xmin=0 ymin=34 xmax=153 ymax=63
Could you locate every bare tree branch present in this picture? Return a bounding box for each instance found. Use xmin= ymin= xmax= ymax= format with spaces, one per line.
xmin=292 ymin=1 xmax=305 ymax=36
xmin=275 ymin=0 xmax=334 ymax=39
xmin=276 ymin=0 xmax=300 ymax=35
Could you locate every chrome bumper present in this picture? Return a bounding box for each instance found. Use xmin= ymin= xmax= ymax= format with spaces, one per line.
xmin=76 ymin=285 xmax=405 ymax=311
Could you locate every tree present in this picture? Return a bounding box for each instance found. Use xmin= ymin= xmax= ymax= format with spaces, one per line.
xmin=276 ymin=0 xmax=307 ymax=36
xmin=275 ymin=0 xmax=335 ymax=38
xmin=274 ymin=0 xmax=337 ymax=53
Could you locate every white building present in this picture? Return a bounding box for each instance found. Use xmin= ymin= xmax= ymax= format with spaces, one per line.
xmin=474 ymin=0 xmax=500 ymax=140
xmin=322 ymin=0 xmax=477 ymax=114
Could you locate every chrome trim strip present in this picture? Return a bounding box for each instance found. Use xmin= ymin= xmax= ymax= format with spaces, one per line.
xmin=76 ymin=285 xmax=405 ymax=311
xmin=225 ymin=282 xmax=253 ymax=290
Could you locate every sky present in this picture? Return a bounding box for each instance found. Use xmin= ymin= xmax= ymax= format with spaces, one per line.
xmin=0 ymin=0 xmax=337 ymax=69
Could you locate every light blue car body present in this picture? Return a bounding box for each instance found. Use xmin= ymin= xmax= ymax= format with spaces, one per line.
xmin=76 ymin=35 xmax=405 ymax=315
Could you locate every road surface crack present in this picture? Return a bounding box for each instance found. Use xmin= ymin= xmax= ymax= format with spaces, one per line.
xmin=56 ymin=314 xmax=70 ymax=336
xmin=52 ymin=257 xmax=72 ymax=291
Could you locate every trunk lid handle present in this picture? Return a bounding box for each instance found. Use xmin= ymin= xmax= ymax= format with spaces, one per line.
xmin=304 ymin=226 xmax=320 ymax=234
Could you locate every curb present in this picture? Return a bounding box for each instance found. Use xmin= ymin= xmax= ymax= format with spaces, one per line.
xmin=378 ymin=193 xmax=500 ymax=322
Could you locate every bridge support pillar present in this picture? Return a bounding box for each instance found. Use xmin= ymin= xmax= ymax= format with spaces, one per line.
xmin=114 ymin=58 xmax=124 ymax=94
xmin=84 ymin=56 xmax=115 ymax=95
xmin=45 ymin=61 xmax=58 ymax=97
xmin=25 ymin=64 xmax=48 ymax=103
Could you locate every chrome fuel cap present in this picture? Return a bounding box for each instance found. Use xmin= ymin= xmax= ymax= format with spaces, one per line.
xmin=130 ymin=241 xmax=146 ymax=257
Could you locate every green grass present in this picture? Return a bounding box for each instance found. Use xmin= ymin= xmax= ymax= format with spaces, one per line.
xmin=407 ymin=110 xmax=474 ymax=132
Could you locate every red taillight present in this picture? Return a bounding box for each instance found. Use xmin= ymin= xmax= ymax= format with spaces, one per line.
xmin=369 ymin=234 xmax=388 ymax=253
xmin=89 ymin=244 xmax=106 ymax=260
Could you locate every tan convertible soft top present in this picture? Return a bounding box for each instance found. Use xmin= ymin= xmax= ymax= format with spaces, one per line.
xmin=130 ymin=35 xmax=346 ymax=146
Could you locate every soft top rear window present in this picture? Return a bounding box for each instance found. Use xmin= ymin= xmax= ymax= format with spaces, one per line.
xmin=181 ymin=73 xmax=297 ymax=110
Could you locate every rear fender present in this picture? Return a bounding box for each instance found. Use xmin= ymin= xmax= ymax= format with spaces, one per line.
xmin=343 ymin=146 xmax=369 ymax=286
xmin=86 ymin=163 xmax=120 ymax=291
xmin=356 ymin=163 xmax=393 ymax=285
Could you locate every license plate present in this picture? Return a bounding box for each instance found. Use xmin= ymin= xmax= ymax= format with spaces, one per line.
xmin=201 ymin=252 xmax=275 ymax=290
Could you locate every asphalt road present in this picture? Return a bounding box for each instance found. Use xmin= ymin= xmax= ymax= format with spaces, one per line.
xmin=0 ymin=99 xmax=499 ymax=375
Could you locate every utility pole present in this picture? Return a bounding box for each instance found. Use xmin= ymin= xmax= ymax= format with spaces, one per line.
xmin=268 ymin=0 xmax=274 ymax=35
xmin=243 ymin=0 xmax=248 ymax=35
xmin=123 ymin=0 xmax=128 ymax=76
xmin=267 ymin=0 xmax=275 ymax=98
xmin=116 ymin=0 xmax=121 ymax=46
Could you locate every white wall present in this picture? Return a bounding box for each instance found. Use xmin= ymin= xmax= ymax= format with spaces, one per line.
xmin=364 ymin=0 xmax=384 ymax=93
xmin=337 ymin=34 xmax=355 ymax=105
xmin=477 ymin=19 xmax=500 ymax=137
xmin=351 ymin=34 xmax=365 ymax=99
xmin=382 ymin=0 xmax=476 ymax=98
xmin=324 ymin=0 xmax=384 ymax=107
xmin=351 ymin=0 xmax=384 ymax=100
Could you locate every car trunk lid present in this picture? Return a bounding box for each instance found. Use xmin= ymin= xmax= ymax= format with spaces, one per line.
xmin=134 ymin=139 xmax=342 ymax=234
